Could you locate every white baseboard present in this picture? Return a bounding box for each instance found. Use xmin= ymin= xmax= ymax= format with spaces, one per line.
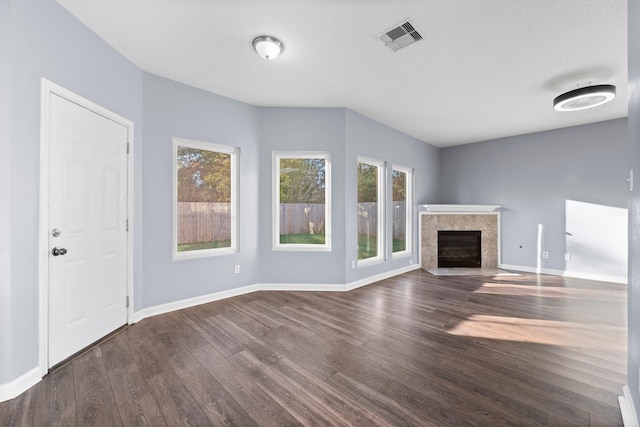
xmin=256 ymin=283 xmax=346 ymax=292
xmin=499 ymin=263 xmax=627 ymax=284
xmin=563 ymin=270 xmax=627 ymax=284
xmin=619 ymin=385 xmax=639 ymax=427
xmin=133 ymin=264 xmax=421 ymax=323
xmin=132 ymin=284 xmax=261 ymax=323
xmin=345 ymin=263 xmax=420 ymax=291
xmin=0 ymin=367 xmax=41 ymax=403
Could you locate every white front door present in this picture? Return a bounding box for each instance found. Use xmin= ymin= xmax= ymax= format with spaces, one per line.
xmin=47 ymin=93 xmax=128 ymax=367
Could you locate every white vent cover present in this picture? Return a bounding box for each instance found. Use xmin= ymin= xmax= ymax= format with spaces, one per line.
xmin=377 ymin=20 xmax=423 ymax=52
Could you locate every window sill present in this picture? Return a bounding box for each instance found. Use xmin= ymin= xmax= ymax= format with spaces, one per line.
xmin=357 ymin=257 xmax=384 ymax=268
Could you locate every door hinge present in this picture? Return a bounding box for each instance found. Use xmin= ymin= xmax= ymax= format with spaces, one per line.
xmin=126 ymin=296 xmax=129 ymax=307
xmin=126 ymin=142 xmax=130 ymax=154
xmin=126 ymin=219 xmax=129 ymax=231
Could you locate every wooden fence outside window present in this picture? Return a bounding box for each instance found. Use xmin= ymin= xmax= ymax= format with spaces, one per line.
xmin=178 ymin=202 xmax=407 ymax=244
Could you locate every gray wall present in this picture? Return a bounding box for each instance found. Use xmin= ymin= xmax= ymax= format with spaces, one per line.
xmin=440 ymin=119 xmax=628 ymax=279
xmin=2 ymin=0 xmax=143 ymax=384
xmin=627 ymin=0 xmax=640 ymax=417
xmin=142 ymin=73 xmax=260 ymax=307
xmin=344 ymin=110 xmax=441 ymax=283
xmin=258 ymin=108 xmax=347 ymax=285
xmin=0 ymin=0 xmax=12 ymax=384
xmin=256 ymin=108 xmax=441 ymax=285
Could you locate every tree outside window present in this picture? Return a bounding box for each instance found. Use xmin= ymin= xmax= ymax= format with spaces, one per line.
xmin=392 ymin=165 xmax=413 ymax=257
xmin=173 ymin=138 xmax=238 ymax=259
xmin=274 ymin=152 xmax=331 ymax=251
xmin=357 ymin=157 xmax=384 ymax=264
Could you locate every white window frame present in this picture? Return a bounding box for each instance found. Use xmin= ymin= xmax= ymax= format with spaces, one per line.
xmin=391 ymin=164 xmax=414 ymax=259
xmin=173 ymin=137 xmax=239 ymax=260
xmin=273 ymin=151 xmax=331 ymax=252
xmin=357 ymin=156 xmax=385 ymax=267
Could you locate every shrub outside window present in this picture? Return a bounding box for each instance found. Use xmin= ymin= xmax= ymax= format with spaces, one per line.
xmin=273 ymin=152 xmax=331 ymax=251
xmin=357 ymin=157 xmax=385 ymax=266
xmin=173 ymin=138 xmax=238 ymax=260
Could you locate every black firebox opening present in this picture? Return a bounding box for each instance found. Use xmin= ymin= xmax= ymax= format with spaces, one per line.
xmin=438 ymin=230 xmax=481 ymax=268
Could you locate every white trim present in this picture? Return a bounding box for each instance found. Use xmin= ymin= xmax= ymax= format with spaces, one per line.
xmin=0 ymin=367 xmax=41 ymax=403
xmin=499 ymin=263 xmax=628 ymax=284
xmin=619 ymin=385 xmax=639 ymax=427
xmin=270 ymin=244 xmax=332 ymax=252
xmin=125 ymin=103 xmax=135 ymax=326
xmin=391 ymin=165 xmax=413 ymax=259
xmin=172 ymin=137 xmax=239 ymax=260
xmin=132 ymin=284 xmax=260 ymax=323
xmin=345 ymin=263 xmax=419 ymax=291
xmin=392 ymin=252 xmax=413 ymax=261
xmin=357 ymin=156 xmax=386 ymax=267
xmin=422 ymin=204 xmax=501 ymax=212
xmin=272 ymin=151 xmax=331 ymax=252
xmin=418 ymin=207 xmax=423 ymax=268
xmin=132 ymin=264 xmax=420 ymax=323
xmin=259 ymin=264 xmax=421 ymax=293
xmin=39 ymin=78 xmax=135 ymax=376
xmin=258 ymin=283 xmax=346 ymax=292
xmin=357 ymin=256 xmax=385 ymax=268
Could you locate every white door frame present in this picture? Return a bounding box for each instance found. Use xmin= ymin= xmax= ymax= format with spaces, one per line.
xmin=38 ymin=78 xmax=135 ymax=375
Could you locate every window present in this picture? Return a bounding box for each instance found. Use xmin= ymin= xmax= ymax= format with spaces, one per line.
xmin=273 ymin=152 xmax=331 ymax=251
xmin=173 ymin=138 xmax=238 ymax=260
xmin=392 ymin=165 xmax=413 ymax=257
xmin=357 ymin=157 xmax=385 ymax=266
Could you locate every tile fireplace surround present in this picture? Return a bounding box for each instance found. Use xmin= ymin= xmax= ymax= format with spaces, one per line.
xmin=420 ymin=205 xmax=501 ymax=270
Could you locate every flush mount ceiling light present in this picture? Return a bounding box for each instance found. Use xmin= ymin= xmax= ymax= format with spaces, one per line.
xmin=553 ymin=84 xmax=616 ymax=112
xmin=252 ymin=36 xmax=283 ymax=60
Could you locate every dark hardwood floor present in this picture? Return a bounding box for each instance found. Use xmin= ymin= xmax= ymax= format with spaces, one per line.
xmin=0 ymin=270 xmax=627 ymax=426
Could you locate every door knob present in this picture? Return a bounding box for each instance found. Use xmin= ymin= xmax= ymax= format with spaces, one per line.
xmin=51 ymin=247 xmax=68 ymax=256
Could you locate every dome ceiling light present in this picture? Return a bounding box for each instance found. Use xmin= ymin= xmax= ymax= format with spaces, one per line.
xmin=553 ymin=84 xmax=616 ymax=112
xmin=252 ymin=36 xmax=283 ymax=60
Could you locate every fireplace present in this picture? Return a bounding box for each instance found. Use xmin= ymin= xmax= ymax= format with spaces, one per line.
xmin=438 ymin=230 xmax=481 ymax=268
xmin=420 ymin=206 xmax=500 ymax=270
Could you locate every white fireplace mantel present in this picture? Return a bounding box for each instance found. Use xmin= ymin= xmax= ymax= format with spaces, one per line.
xmin=421 ymin=204 xmax=501 ymax=213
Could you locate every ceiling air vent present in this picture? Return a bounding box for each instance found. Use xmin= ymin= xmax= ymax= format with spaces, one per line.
xmin=377 ymin=20 xmax=423 ymax=52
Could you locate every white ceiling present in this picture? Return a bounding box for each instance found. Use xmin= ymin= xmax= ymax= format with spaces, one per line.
xmin=56 ymin=0 xmax=628 ymax=147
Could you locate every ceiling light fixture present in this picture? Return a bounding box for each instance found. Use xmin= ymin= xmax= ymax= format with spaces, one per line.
xmin=252 ymin=36 xmax=283 ymax=60
xmin=553 ymin=84 xmax=616 ymax=112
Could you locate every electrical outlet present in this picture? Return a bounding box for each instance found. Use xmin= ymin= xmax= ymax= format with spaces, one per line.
xmin=409 ymin=259 xmax=413 ymax=265
xmin=351 ymin=260 xmax=356 ymax=269
xmin=564 ymin=253 xmax=571 ymax=261
xmin=234 ymin=265 xmax=240 ymax=274
xmin=542 ymin=252 xmax=549 ymax=259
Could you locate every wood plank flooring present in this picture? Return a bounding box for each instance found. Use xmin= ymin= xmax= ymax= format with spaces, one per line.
xmin=0 ymin=270 xmax=627 ymax=426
